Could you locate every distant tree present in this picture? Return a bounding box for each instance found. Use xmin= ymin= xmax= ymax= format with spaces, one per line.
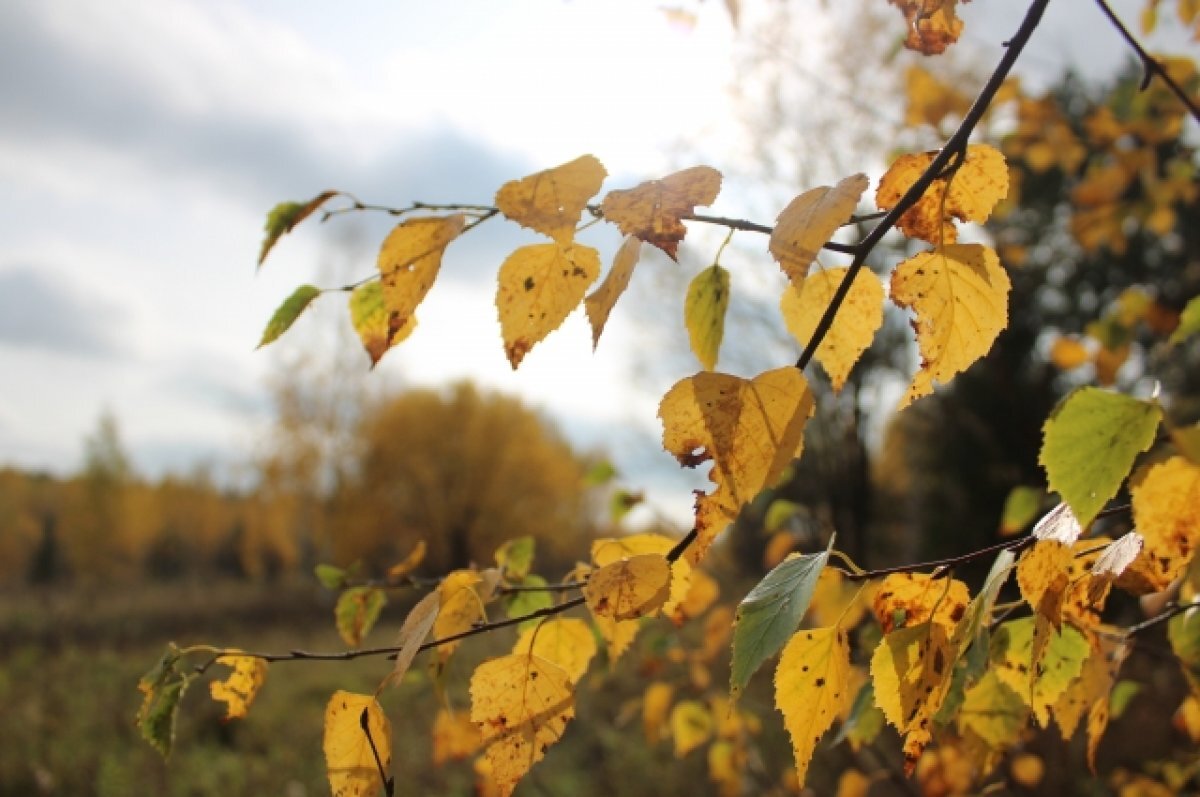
xmin=329 ymin=382 xmax=589 ymax=574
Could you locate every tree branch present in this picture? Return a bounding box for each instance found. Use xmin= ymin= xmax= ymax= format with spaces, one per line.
xmin=795 ymin=0 xmax=1051 ymax=372
xmin=195 ymin=596 xmax=588 ymax=673
xmin=1093 ymin=0 xmax=1200 ymax=123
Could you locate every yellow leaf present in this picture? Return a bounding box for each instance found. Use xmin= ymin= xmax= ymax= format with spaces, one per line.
xmin=433 ymin=570 xmax=487 ymax=664
xmin=208 ymin=652 xmax=268 ymax=721
xmin=1050 ymin=336 xmax=1090 ymax=370
xmin=905 ymin=64 xmax=971 ymax=129
xmin=643 ymin=681 xmax=675 ymax=744
xmin=386 ymin=540 xmax=427 ymax=582
xmin=495 ymin=243 xmax=600 ymax=368
xmin=583 ymin=553 xmax=672 ymax=621
xmin=378 ymin=215 xmax=465 ymax=340
xmin=775 ymin=627 xmax=852 ymax=785
xmin=835 ymin=769 xmax=871 ymax=797
xmin=763 ymin=531 xmax=796 ymax=570
xmin=769 ymin=174 xmax=869 ymax=287
xmin=870 ymin=622 xmax=956 ymax=773
xmin=1174 ymin=695 xmax=1200 ymax=743
xmin=890 ymin=243 xmax=1011 ymax=408
xmin=380 ymin=590 xmax=440 ymax=691
xmin=512 ymin=619 xmax=597 ymax=684
xmin=432 ymin=707 xmax=481 ymax=765
xmin=890 ymin=0 xmax=966 ymax=54
xmin=707 ymin=739 xmax=743 ymax=797
xmin=323 ymin=691 xmax=391 ymax=797
xmin=1016 ymin=540 xmax=1072 ymax=667
xmin=876 ymin=144 xmax=1009 ymax=245
xmin=780 ymin=267 xmax=884 ymax=391
xmin=670 ymin=699 xmax=713 ymax=757
xmin=1052 ymin=635 xmax=1126 ymax=744
xmin=600 ymin=166 xmax=722 ymax=259
xmin=495 ymin=155 xmax=607 ymax=245
xmin=672 ymin=567 xmax=720 ymax=624
xmin=809 ymin=567 xmax=869 ymax=630
xmin=1122 ymin=456 xmax=1200 ymax=593
xmin=349 ymin=282 xmax=415 ymax=367
xmin=872 ymin=572 xmax=969 ymax=635
xmin=470 ymin=653 xmax=574 ymax=797
xmin=1011 ymin=752 xmax=1045 ymax=788
xmin=684 ymin=264 xmax=731 ymax=371
xmin=700 ymin=605 xmax=735 ymax=662
xmin=584 ymin=235 xmax=642 ymax=348
xmin=659 ymin=368 xmax=815 ymax=564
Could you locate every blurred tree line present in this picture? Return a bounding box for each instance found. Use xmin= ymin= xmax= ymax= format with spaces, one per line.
xmin=0 ymin=382 xmax=594 ymax=586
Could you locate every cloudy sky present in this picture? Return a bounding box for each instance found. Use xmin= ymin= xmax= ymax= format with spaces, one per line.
xmin=0 ymin=0 xmax=1187 ymax=514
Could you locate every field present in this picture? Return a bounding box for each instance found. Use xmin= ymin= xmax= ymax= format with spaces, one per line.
xmin=0 ymin=578 xmax=792 ymax=797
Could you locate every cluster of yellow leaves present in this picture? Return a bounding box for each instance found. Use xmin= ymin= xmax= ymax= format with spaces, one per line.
xmin=1002 ymin=65 xmax=1200 ymax=255
xmin=1142 ymin=0 xmax=1200 ymax=38
xmin=1049 ymin=287 xmax=1184 ymax=385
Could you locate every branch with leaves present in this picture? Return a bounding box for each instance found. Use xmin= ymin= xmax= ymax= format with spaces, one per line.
xmin=141 ymin=1 xmax=1200 ymax=795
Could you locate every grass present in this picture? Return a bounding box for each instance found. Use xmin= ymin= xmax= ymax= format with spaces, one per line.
xmin=0 ymin=578 xmax=769 ymax=797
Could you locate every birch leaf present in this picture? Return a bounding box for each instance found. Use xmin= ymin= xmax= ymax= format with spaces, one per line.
xmin=1039 ymin=387 xmax=1162 ymax=528
xmin=583 ymin=553 xmax=672 ymax=621
xmin=1122 ymin=456 xmax=1200 ymax=593
xmin=470 ymin=653 xmax=575 ymax=797
xmin=781 ymin=267 xmax=884 ymax=391
xmin=585 ymin=235 xmax=642 ymax=348
xmin=769 ymin=174 xmax=868 ymax=287
xmin=512 ymin=619 xmax=597 ymax=684
xmin=496 ymin=243 xmax=600 ymax=368
xmin=684 ymin=264 xmax=730 ymax=371
xmin=349 ymin=282 xmax=414 ymax=367
xmin=209 ymin=652 xmax=269 ymax=720
xmin=659 ymin=367 xmax=815 ymax=564
xmin=378 ymin=215 xmax=465 ymax=340
xmin=323 ymin=691 xmax=392 ymax=797
xmin=495 ymin=155 xmax=607 ymax=245
xmin=891 ymin=243 xmax=1011 ymax=408
xmin=600 ymin=166 xmax=722 ymax=259
xmin=775 ymin=627 xmax=852 ymax=785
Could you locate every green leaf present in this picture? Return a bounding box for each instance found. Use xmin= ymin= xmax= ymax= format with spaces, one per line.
xmin=608 ymin=488 xmax=643 ymax=522
xmin=958 ymin=549 xmax=1015 ymax=652
xmin=335 ymin=586 xmax=387 ymax=648
xmin=684 ymin=264 xmax=730 ymax=371
xmin=1039 ymin=387 xmax=1162 ymax=528
xmin=999 ymin=485 xmax=1043 ymax=535
xmin=258 ymin=285 xmax=321 ymax=349
xmin=136 ymin=643 xmax=194 ymax=758
xmin=1170 ymin=421 xmax=1200 ymax=465
xmin=257 ymin=190 xmax=338 ymax=267
xmin=495 ymin=536 xmax=536 ymax=580
xmin=730 ymin=539 xmax=831 ymax=699
xmin=1170 ymin=295 xmax=1200 ymax=346
xmin=314 ymin=563 xmax=347 ymax=591
xmin=834 ymin=682 xmax=884 ymax=748
xmin=764 ymin=499 xmax=802 ymax=533
xmin=583 ymin=459 xmax=618 ymax=487
xmin=504 ymin=574 xmax=554 ymax=629
xmin=1109 ymin=679 xmax=1142 ymax=719
xmin=1169 ymin=606 xmax=1200 ymax=696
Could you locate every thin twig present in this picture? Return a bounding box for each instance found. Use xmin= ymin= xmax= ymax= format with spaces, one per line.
xmin=843 ymin=536 xmax=1034 ymax=582
xmin=1125 ymin=601 xmax=1199 ymax=637
xmin=195 ymin=596 xmax=588 ymax=672
xmin=1093 ymin=0 xmax=1200 ymax=123
xmin=795 ymin=0 xmax=1051 ymax=372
